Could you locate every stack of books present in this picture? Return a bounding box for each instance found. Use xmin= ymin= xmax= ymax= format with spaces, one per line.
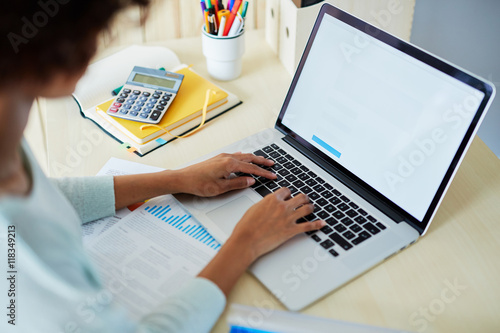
xmin=74 ymin=45 xmax=241 ymax=156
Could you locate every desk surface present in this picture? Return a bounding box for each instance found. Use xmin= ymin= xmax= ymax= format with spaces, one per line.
xmin=41 ymin=30 xmax=500 ymax=332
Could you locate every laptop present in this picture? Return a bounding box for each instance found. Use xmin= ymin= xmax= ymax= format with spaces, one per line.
xmin=175 ymin=4 xmax=495 ymax=311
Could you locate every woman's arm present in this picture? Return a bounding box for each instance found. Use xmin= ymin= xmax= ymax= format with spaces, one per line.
xmin=113 ymin=153 xmax=277 ymax=210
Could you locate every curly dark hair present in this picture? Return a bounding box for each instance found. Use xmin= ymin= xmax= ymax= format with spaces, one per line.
xmin=0 ymin=0 xmax=150 ymax=86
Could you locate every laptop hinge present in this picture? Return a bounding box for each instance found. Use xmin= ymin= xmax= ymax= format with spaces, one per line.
xmin=282 ymin=135 xmax=424 ymax=235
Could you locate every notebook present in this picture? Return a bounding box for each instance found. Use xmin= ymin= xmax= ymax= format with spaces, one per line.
xmin=96 ymin=66 xmax=230 ymax=144
xmin=74 ymin=45 xmax=241 ymax=156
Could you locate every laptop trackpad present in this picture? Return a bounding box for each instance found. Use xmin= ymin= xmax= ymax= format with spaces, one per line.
xmin=206 ymin=196 xmax=255 ymax=236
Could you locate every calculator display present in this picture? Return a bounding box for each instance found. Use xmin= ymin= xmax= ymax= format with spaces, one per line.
xmin=132 ymin=73 xmax=176 ymax=89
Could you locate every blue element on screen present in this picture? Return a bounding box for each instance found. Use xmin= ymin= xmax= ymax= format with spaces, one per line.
xmin=144 ymin=205 xmax=221 ymax=250
xmin=229 ymin=326 xmax=278 ymax=333
xmin=312 ymin=135 xmax=341 ymax=158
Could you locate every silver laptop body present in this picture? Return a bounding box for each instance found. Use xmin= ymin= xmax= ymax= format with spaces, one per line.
xmin=176 ymin=4 xmax=495 ymax=311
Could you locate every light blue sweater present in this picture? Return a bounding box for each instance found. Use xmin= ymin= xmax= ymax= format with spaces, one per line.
xmin=0 ymin=142 xmax=225 ymax=332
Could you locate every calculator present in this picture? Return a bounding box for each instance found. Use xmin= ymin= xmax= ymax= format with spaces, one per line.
xmin=106 ymin=66 xmax=184 ymax=124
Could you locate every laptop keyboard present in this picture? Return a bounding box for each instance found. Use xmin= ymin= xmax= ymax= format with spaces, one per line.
xmin=238 ymin=143 xmax=387 ymax=257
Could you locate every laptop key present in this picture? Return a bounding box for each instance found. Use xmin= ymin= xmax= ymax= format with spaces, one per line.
xmin=340 ymin=217 xmax=354 ymax=226
xmin=332 ymin=189 xmax=341 ymax=196
xmin=363 ymin=222 xmax=381 ymax=235
xmin=317 ymin=210 xmax=329 ymax=219
xmin=301 ymin=186 xmax=313 ymax=194
xmin=278 ymin=169 xmax=290 ymax=177
xmin=305 ymin=179 xmax=317 ymax=187
xmin=283 ymin=162 xmax=294 ymax=169
xmin=276 ymin=156 xmax=288 ymax=164
xmin=316 ymin=177 xmax=325 ymax=184
xmin=289 ymin=186 xmax=299 ymax=195
xmin=354 ymin=216 xmax=367 ymax=224
xmin=305 ymin=213 xmax=317 ymax=221
xmin=324 ymin=183 xmax=333 ymax=190
xmin=277 ymin=148 xmax=287 ymax=155
xmin=346 ymin=209 xmax=358 ymax=217
xmin=332 ymin=210 xmax=345 ymax=219
xmin=329 ymin=249 xmax=339 ymax=257
xmin=309 ymin=192 xmax=320 ymax=200
xmin=321 ymin=191 xmax=333 ymax=199
xmin=334 ymin=224 xmax=346 ymax=232
xmin=290 ymin=167 xmax=301 ymax=175
xmin=343 ymin=230 xmax=355 ymax=240
xmin=298 ymin=173 xmax=309 ymax=181
xmin=313 ymin=205 xmax=321 ymax=213
xmin=253 ymin=150 xmax=268 ymax=158
xmin=320 ymin=240 xmax=334 ymax=249
xmin=269 ymin=151 xmax=280 ymax=158
xmin=350 ymin=224 xmax=362 ymax=233
xmin=313 ymin=184 xmax=325 ymax=193
xmin=271 ymin=143 xmax=279 ymax=149
xmin=267 ymin=182 xmax=278 ymax=190
xmin=255 ymin=186 xmax=271 ymax=197
xmin=311 ymin=234 xmax=321 ymax=243
xmin=337 ymin=203 xmax=349 ymax=211
xmin=358 ymin=208 xmax=368 ymax=216
xmin=308 ymin=171 xmax=317 ymax=178
xmin=326 ymin=217 xmax=337 ymax=226
xmin=262 ymin=146 xmax=273 ymax=153
xmin=278 ymin=179 xmax=291 ymax=188
xmin=340 ymin=195 xmax=350 ymax=203
xmin=330 ymin=197 xmax=341 ymax=205
xmin=320 ymin=225 xmax=333 ymax=234
xmin=351 ymin=231 xmax=371 ymax=245
xmin=367 ymin=215 xmax=377 ymax=223
xmin=349 ymin=202 xmax=359 ymax=209
xmin=285 ymin=174 xmax=297 ymax=182
xmin=329 ymin=232 xmax=353 ymax=251
xmin=324 ymin=204 xmax=335 ymax=213
xmin=300 ymin=165 xmax=309 ymax=172
xmin=376 ymin=222 xmax=387 ymax=230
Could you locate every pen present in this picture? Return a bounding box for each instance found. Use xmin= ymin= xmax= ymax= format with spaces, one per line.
xmin=217 ymin=9 xmax=230 ymax=27
xmin=218 ymin=0 xmax=224 ymax=10
xmin=208 ymin=13 xmax=217 ymax=35
xmin=241 ymin=1 xmax=248 ymax=18
xmin=218 ymin=15 xmax=226 ymax=37
xmin=228 ymin=14 xmax=242 ymax=36
xmin=223 ymin=0 xmax=242 ymax=36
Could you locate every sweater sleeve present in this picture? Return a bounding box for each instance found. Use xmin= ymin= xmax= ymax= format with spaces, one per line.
xmin=50 ymin=176 xmax=116 ymax=224
xmin=137 ymin=277 xmax=226 ymax=333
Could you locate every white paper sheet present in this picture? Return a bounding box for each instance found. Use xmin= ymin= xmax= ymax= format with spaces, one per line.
xmin=85 ymin=195 xmax=220 ymax=319
xmin=82 ymin=158 xmax=164 ymax=244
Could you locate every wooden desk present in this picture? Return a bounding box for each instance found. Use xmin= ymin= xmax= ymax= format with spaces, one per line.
xmin=40 ymin=30 xmax=500 ymax=332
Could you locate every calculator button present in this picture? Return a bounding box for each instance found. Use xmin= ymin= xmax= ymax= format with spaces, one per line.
xmin=155 ymin=90 xmax=163 ymax=95
xmin=156 ymin=105 xmax=164 ymax=111
xmin=132 ymin=105 xmax=141 ymax=111
xmin=139 ymin=113 xmax=148 ymax=118
xmin=165 ymin=93 xmax=172 ymax=97
xmin=113 ymin=102 xmax=122 ymax=107
xmin=117 ymin=98 xmax=125 ymax=103
xmin=161 ymin=96 xmax=170 ymax=101
xmin=109 ymin=108 xmax=118 ymax=113
xmin=124 ymin=99 xmax=134 ymax=104
xmin=123 ymin=104 xmax=132 ymax=109
xmin=119 ymin=109 xmax=128 ymax=114
xmin=149 ymin=98 xmax=158 ymax=104
xmin=130 ymin=111 xmax=138 ymax=116
xmin=153 ymin=94 xmax=160 ymax=99
xmin=129 ymin=94 xmax=138 ymax=100
xmin=123 ymin=88 xmax=131 ymax=93
xmin=150 ymin=110 xmax=162 ymax=121
xmin=135 ymin=101 xmax=145 ymax=107
xmin=133 ymin=90 xmax=141 ymax=95
xmin=139 ymin=96 xmax=147 ymax=101
xmin=142 ymin=92 xmax=151 ymax=97
xmin=159 ymin=100 xmax=167 ymax=106
xmin=119 ymin=93 xmax=128 ymax=98
xmin=143 ymin=107 xmax=152 ymax=113
xmin=146 ymin=103 xmax=155 ymax=108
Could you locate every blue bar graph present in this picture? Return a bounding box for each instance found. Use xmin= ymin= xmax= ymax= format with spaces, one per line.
xmin=144 ymin=204 xmax=221 ymax=250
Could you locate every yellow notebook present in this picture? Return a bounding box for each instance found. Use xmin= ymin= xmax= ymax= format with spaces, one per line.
xmin=96 ymin=67 xmax=228 ymax=143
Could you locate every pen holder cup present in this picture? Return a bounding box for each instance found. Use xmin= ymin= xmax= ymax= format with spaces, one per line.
xmin=201 ymin=28 xmax=245 ymax=81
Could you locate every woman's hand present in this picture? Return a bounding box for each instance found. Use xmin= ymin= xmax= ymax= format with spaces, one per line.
xmin=229 ymin=187 xmax=326 ymax=262
xmin=174 ymin=152 xmax=277 ymax=197
xmin=198 ymin=187 xmax=325 ymax=296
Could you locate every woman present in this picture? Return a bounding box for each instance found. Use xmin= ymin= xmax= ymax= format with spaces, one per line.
xmin=0 ymin=1 xmax=325 ymax=332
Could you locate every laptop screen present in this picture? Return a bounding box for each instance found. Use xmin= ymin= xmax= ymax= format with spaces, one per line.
xmin=277 ymin=6 xmax=494 ymax=227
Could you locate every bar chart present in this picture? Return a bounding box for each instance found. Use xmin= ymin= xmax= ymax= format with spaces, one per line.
xmin=144 ymin=204 xmax=221 ymax=250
